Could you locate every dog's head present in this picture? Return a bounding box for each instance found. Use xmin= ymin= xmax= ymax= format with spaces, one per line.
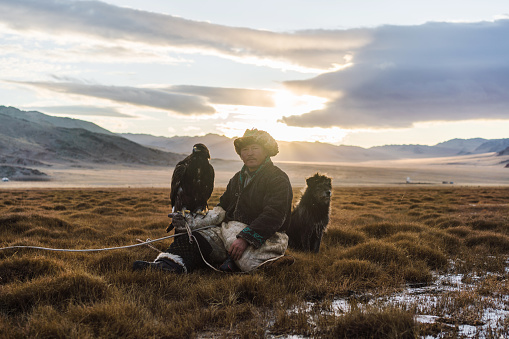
xmin=306 ymin=173 xmax=332 ymax=204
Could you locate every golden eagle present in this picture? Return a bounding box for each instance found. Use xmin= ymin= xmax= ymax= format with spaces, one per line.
xmin=169 ymin=143 xmax=214 ymax=222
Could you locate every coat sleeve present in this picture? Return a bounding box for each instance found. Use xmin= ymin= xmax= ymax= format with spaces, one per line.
xmin=237 ymin=174 xmax=292 ymax=248
xmin=217 ymin=176 xmax=235 ymax=211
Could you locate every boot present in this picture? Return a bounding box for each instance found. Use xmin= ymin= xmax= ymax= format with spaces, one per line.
xmin=132 ymin=258 xmax=184 ymax=273
xmin=219 ymin=257 xmax=240 ymax=273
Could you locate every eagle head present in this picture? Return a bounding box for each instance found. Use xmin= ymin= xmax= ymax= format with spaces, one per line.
xmin=192 ymin=143 xmax=211 ymax=159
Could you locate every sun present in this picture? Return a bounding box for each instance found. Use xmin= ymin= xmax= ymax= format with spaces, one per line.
xmin=272 ymin=90 xmax=328 ymax=119
xmin=269 ymin=90 xmax=347 ymax=144
xmin=216 ymin=89 xmax=347 ymax=145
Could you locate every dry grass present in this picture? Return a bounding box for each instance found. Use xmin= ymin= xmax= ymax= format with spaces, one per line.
xmin=0 ymin=186 xmax=508 ymax=337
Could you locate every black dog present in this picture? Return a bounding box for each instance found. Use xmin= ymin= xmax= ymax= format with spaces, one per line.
xmin=287 ymin=173 xmax=332 ymax=253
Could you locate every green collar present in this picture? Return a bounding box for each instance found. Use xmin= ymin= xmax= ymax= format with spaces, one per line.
xmin=239 ymin=157 xmax=270 ymax=186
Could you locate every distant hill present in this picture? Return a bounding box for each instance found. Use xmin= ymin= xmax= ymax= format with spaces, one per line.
xmin=370 ymin=138 xmax=509 ymax=159
xmin=0 ymin=165 xmax=49 ymax=181
xmin=369 ymin=144 xmax=457 ymax=159
xmin=121 ymin=133 xmax=509 ymax=163
xmin=2 ymin=106 xmax=508 ymax=174
xmin=475 ymin=139 xmax=509 ymax=153
xmin=0 ymin=106 xmax=114 ymax=135
xmin=498 ymin=146 xmax=509 ymax=156
xmin=121 ymin=133 xmax=237 ymax=159
xmin=275 ymin=141 xmax=393 ymax=162
xmin=121 ymin=133 xmax=393 ymax=162
xmin=435 ymin=138 xmax=488 ymax=154
xmin=0 ymin=107 xmax=182 ymax=178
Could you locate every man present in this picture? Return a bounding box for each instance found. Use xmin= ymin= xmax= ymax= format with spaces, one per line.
xmin=133 ymin=129 xmax=293 ymax=273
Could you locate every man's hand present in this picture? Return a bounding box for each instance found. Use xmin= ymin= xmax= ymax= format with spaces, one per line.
xmin=167 ymin=214 xmax=186 ymax=233
xmin=229 ymin=238 xmax=249 ymax=261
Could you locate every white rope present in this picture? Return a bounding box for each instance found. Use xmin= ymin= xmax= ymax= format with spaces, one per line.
xmin=184 ymin=217 xmax=194 ymax=244
xmin=0 ymin=225 xmax=216 ymax=253
xmin=135 ymin=239 xmax=162 ymax=253
xmin=0 ymin=224 xmax=295 ymax=274
xmin=190 ymin=234 xmax=223 ymax=272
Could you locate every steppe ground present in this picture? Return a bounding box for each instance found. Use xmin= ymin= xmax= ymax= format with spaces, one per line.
xmin=0 ymin=158 xmax=508 ymax=338
xmin=3 ymin=152 xmax=508 ymax=189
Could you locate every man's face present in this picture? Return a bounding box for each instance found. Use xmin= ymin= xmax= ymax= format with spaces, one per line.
xmin=240 ymin=143 xmax=268 ymax=171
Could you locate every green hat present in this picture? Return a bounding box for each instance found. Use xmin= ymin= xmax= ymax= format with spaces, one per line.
xmin=234 ymin=129 xmax=279 ymax=157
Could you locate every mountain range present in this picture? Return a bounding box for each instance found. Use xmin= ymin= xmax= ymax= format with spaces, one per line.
xmin=1 ymin=105 xmax=508 ymax=179
xmin=0 ymin=106 xmax=181 ymax=179
xmin=121 ymin=133 xmax=509 ymax=162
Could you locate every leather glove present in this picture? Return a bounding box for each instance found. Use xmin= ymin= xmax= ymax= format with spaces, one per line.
xmin=165 ymin=223 xmax=174 ymax=233
xmin=167 ymin=213 xmax=187 ymax=233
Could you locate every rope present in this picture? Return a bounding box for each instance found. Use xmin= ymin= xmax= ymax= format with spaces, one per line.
xmin=135 ymin=239 xmax=162 ymax=253
xmin=0 ymin=225 xmax=216 ymax=253
xmin=184 ymin=216 xmax=194 ymax=244
xmin=0 ymin=223 xmax=295 ymax=273
xmin=191 ymin=234 xmax=223 ymax=273
xmin=191 ymin=233 xmax=292 ymax=274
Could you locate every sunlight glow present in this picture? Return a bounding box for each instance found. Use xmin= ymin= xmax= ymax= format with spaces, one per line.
xmin=214 ymin=89 xmax=345 ymax=144
xmin=272 ymin=90 xmax=328 ymax=118
xmin=218 ymin=120 xmax=347 ymax=144
xmin=212 ymin=89 xmax=344 ymax=143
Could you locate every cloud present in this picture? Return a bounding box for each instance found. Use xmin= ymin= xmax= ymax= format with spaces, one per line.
xmin=14 ymin=80 xmax=215 ymax=115
xmin=0 ymin=0 xmax=371 ymax=71
xmin=282 ymin=20 xmax=509 ymax=129
xmin=3 ymin=1 xmax=508 ymax=130
xmin=35 ymin=105 xmax=134 ymax=118
xmin=165 ymin=85 xmax=275 ymax=107
xmin=12 ymin=80 xmax=276 ymax=114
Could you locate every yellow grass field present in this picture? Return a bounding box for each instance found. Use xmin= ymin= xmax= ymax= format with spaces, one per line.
xmin=1 ymin=185 xmax=508 ymax=338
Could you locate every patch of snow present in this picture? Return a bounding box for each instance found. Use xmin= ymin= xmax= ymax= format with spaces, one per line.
xmin=328 ymin=261 xmax=509 ymax=338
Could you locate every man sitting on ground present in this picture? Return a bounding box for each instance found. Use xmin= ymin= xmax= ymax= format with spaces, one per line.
xmin=133 ymin=129 xmax=293 ymax=273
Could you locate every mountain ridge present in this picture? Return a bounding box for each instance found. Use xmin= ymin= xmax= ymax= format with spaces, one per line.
xmin=0 ymin=106 xmax=182 ymax=180
xmin=1 ymin=106 xmax=507 ymax=177
xmin=121 ymin=133 xmax=508 ymax=163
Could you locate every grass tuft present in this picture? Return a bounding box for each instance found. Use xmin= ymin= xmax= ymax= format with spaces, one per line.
xmin=271 ymin=308 xmax=311 ymax=336
xmin=342 ymin=241 xmax=409 ymax=267
xmin=26 ymin=305 xmax=76 ymax=339
xmin=465 ymin=232 xmax=509 ymax=253
xmin=0 ymin=257 xmax=65 ymax=285
xmin=468 ymin=218 xmax=503 ymax=231
xmin=360 ymin=222 xmax=424 ymax=238
xmin=446 ymin=226 xmax=472 ymax=238
xmin=0 ymin=272 xmax=109 ymax=314
xmin=394 ymin=240 xmax=448 ymax=270
xmin=23 ymin=227 xmax=66 ymax=238
xmin=0 ymin=214 xmax=73 ymax=234
xmin=329 ymin=259 xmax=385 ymax=289
xmin=324 ymin=228 xmax=366 ymax=247
xmin=318 ymin=307 xmax=417 ymax=339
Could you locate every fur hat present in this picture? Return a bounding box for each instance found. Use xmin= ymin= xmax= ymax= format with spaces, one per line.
xmin=234 ymin=129 xmax=279 ymax=157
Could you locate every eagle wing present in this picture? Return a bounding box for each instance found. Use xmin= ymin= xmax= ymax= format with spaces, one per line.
xmin=193 ymin=161 xmax=215 ymax=211
xmin=170 ymin=156 xmax=190 ymax=212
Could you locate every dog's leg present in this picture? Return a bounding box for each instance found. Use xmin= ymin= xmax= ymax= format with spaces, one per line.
xmin=310 ymin=230 xmax=323 ymax=253
xmin=302 ymin=229 xmax=312 ymax=252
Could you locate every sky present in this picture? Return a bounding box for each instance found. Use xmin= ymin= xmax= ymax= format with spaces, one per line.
xmin=1 ymin=0 xmax=508 ymax=148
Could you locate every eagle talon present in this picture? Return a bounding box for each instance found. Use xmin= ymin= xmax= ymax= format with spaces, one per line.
xmin=194 ymin=208 xmax=208 ymax=218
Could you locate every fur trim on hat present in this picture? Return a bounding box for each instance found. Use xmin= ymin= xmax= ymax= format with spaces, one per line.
xmin=234 ymin=129 xmax=279 ymax=157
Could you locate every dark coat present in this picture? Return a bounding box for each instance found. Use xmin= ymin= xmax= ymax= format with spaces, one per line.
xmin=218 ymin=159 xmax=292 ymax=248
